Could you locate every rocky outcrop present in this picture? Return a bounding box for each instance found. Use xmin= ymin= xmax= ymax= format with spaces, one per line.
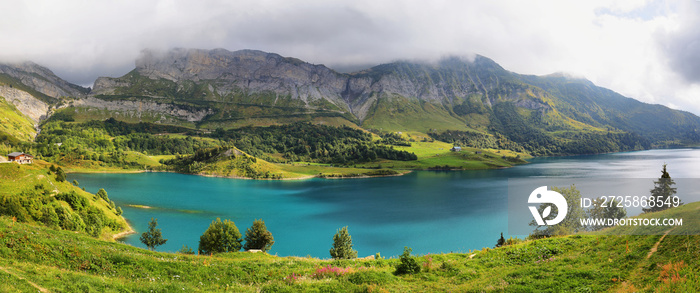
xmin=91 ymin=77 xmax=131 ymax=95
xmin=89 ymin=48 xmax=555 ymax=123
xmin=0 ymin=62 xmax=88 ymax=99
xmin=72 ymin=96 xmax=213 ymax=122
xmin=91 ymin=49 xmax=519 ymax=121
xmin=0 ymin=85 xmax=49 ymax=123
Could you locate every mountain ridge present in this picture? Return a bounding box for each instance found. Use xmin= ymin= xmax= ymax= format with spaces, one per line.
xmin=3 ymin=48 xmax=700 ymax=155
xmin=0 ymin=61 xmax=89 ymax=102
xmin=87 ymin=49 xmax=558 ymax=127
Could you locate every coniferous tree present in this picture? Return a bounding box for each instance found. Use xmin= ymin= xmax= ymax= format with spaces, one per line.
xmin=643 ymin=164 xmax=680 ymax=213
xmin=329 ymin=226 xmax=358 ymax=259
xmin=243 ymin=219 xmax=275 ymax=252
xmin=140 ymin=218 xmax=167 ymax=250
xmin=495 ymin=232 xmax=506 ymax=248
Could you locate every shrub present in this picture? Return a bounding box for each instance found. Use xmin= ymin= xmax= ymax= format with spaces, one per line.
xmin=395 ymin=247 xmax=421 ymax=275
xmin=55 ymin=191 xmax=88 ymax=211
xmin=84 ymin=210 xmax=104 ymax=237
xmin=41 ymin=205 xmax=60 ymax=228
xmin=96 ymin=188 xmax=109 ymax=201
xmin=178 ymin=245 xmax=195 ymax=255
xmin=311 ymin=265 xmax=353 ymax=279
xmin=56 ymin=206 xmax=85 ymax=232
xmin=348 ymin=271 xmax=396 ymax=285
xmin=199 ymin=218 xmax=242 ymax=254
xmin=55 ymin=167 xmax=66 ymax=182
xmin=505 ymin=237 xmax=523 ymax=246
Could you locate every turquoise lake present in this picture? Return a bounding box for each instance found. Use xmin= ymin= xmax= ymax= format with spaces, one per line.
xmin=69 ymin=149 xmax=700 ymax=258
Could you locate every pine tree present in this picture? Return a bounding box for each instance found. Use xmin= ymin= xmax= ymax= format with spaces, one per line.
xmin=329 ymin=226 xmax=358 ymax=259
xmin=643 ymin=164 xmax=679 ymax=213
xmin=243 ymin=219 xmax=275 ymax=252
xmin=140 ymin=218 xmax=167 ymax=250
xmin=495 ymin=232 xmax=506 ymax=248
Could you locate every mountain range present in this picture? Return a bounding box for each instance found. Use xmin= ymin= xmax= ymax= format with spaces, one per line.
xmin=1 ymin=48 xmax=699 ymax=155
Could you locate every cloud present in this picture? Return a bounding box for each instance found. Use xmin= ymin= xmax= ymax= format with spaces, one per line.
xmin=0 ymin=0 xmax=699 ymax=114
xmin=658 ymin=0 xmax=700 ymax=83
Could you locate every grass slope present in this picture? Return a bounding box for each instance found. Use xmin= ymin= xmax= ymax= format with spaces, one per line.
xmin=0 ymin=96 xmax=36 ymax=142
xmin=0 ymin=161 xmax=130 ymax=240
xmin=362 ymin=96 xmax=472 ymax=133
xmin=0 ymin=201 xmax=697 ymax=291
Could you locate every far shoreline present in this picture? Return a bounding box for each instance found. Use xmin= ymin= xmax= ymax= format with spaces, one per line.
xmin=66 ymin=167 xmax=415 ymax=181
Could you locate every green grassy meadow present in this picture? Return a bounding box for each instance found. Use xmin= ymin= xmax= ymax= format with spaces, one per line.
xmin=0 ymin=202 xmax=698 ymax=292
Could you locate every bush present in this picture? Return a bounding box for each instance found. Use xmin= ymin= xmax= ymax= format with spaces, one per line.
xmin=199 ymin=218 xmax=242 ymax=255
xmin=84 ymin=210 xmax=104 ymax=237
xmin=55 ymin=167 xmax=66 ymax=182
xmin=56 ymin=207 xmax=85 ymax=232
xmin=310 ymin=265 xmax=353 ymax=279
xmin=329 ymin=226 xmax=357 ymax=259
xmin=395 ymin=247 xmax=421 ymax=275
xmin=348 ymin=271 xmax=396 ymax=285
xmin=41 ymin=205 xmax=60 ymax=228
xmin=178 ymin=245 xmax=195 ymax=255
xmin=243 ymin=219 xmax=274 ymax=252
xmin=96 ymin=188 xmax=109 ymax=201
xmin=55 ymin=191 xmax=88 ymax=211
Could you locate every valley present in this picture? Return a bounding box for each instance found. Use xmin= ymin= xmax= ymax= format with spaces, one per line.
xmin=1 ymin=48 xmax=700 ymax=292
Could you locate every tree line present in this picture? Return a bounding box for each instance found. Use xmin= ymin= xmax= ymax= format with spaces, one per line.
xmin=33 ymin=119 xmax=416 ymax=169
xmin=142 ymin=219 xmax=424 ymax=275
xmin=209 ymin=122 xmax=417 ymax=164
xmin=36 ymin=119 xmax=215 ymax=159
xmin=140 ymin=217 xmax=275 ymax=254
xmin=431 ymin=104 xmax=650 ymax=156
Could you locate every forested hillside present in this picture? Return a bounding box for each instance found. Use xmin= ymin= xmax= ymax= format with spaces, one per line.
xmin=1 ymin=49 xmax=699 ymax=178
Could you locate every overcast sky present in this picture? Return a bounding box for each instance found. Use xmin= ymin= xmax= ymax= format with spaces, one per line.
xmin=1 ymin=0 xmax=699 ymax=114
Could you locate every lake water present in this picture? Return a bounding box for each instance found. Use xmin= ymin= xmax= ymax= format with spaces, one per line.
xmin=69 ymin=149 xmax=700 ymax=258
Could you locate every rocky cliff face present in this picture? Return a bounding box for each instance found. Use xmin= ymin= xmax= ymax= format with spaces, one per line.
xmin=91 ymin=48 xmax=549 ymax=122
xmin=0 ymin=62 xmax=88 ymax=100
xmin=93 ymin=49 xmax=350 ymax=108
xmin=71 ymin=97 xmax=213 ymax=122
xmin=0 ymin=85 xmax=49 ymax=123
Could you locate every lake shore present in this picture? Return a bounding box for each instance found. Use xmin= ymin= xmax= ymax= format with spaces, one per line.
xmin=111 ymin=221 xmax=136 ymax=241
xmin=65 ymin=164 xmax=420 ymax=180
xmin=67 ymin=168 xmax=413 ymax=181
